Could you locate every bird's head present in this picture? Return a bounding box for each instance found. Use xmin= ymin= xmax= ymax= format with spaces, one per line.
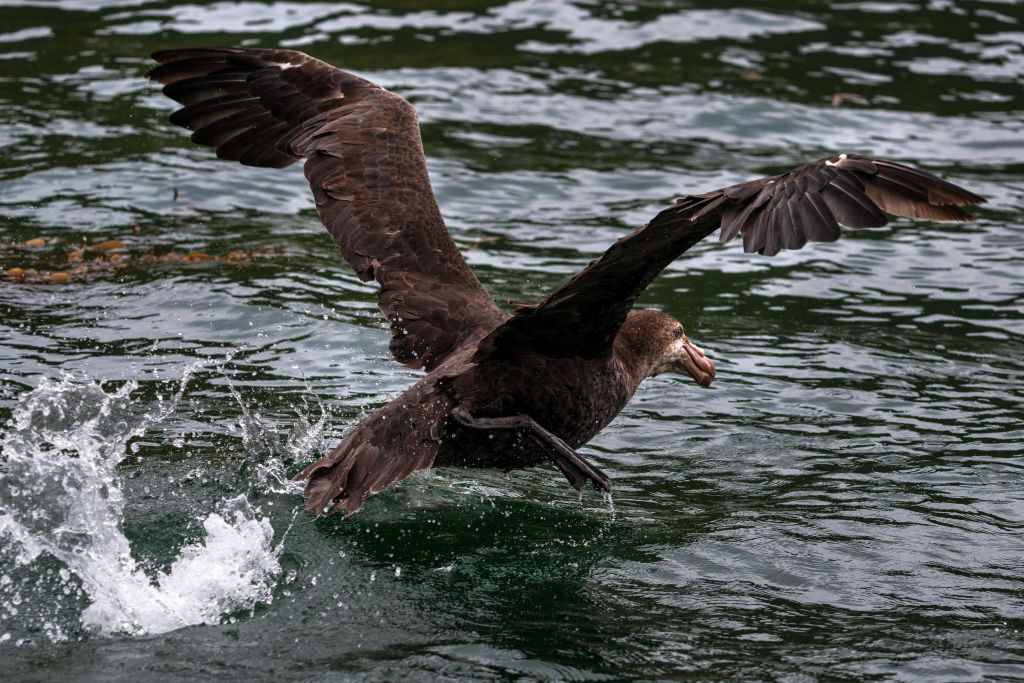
xmin=618 ymin=309 xmax=716 ymax=387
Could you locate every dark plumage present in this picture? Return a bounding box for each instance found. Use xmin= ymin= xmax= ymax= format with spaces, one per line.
xmin=149 ymin=47 xmax=986 ymax=515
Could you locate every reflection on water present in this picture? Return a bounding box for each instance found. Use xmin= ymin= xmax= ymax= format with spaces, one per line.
xmin=0 ymin=0 xmax=1022 ymax=680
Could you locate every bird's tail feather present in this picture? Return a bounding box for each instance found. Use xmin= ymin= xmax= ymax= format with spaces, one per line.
xmin=295 ymin=440 xmax=382 ymax=515
xmin=293 ymin=385 xmax=452 ymax=516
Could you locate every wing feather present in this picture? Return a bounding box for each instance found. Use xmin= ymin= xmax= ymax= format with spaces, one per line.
xmin=150 ymin=47 xmax=505 ymax=370
xmin=800 ymin=189 xmax=838 ymax=242
xmin=476 ymin=153 xmax=984 ymax=361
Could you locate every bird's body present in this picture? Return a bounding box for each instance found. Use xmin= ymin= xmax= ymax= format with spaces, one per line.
xmin=300 ymin=311 xmax=679 ymax=513
xmin=149 ymin=47 xmax=984 ymax=516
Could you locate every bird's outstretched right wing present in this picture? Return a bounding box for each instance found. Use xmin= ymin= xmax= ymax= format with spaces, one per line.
xmin=149 ymin=47 xmax=506 ymax=371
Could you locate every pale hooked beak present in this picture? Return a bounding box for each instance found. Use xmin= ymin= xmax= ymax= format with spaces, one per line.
xmin=677 ymin=337 xmax=716 ymax=387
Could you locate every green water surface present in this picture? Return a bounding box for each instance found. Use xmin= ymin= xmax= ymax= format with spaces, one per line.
xmin=1 ymin=1 xmax=1023 ymax=680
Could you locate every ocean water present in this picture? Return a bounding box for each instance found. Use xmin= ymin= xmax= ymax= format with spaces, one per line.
xmin=0 ymin=1 xmax=1022 ymax=680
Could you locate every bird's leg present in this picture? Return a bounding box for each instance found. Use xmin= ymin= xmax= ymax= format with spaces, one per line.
xmin=450 ymin=406 xmax=611 ymax=492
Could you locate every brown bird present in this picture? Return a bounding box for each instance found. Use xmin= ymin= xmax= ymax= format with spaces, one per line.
xmin=148 ymin=47 xmax=985 ymax=515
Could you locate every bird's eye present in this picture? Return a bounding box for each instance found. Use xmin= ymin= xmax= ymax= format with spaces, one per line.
xmin=673 ymin=326 xmax=684 ymax=339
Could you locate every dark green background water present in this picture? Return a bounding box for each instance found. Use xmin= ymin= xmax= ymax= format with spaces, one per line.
xmin=1 ymin=1 xmax=1022 ymax=680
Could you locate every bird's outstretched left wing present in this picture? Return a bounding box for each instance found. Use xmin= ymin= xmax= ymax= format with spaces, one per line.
xmin=476 ymin=154 xmax=985 ymax=361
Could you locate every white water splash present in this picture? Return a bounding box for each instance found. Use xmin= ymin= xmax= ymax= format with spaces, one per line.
xmin=0 ymin=374 xmax=281 ymax=638
xmin=222 ymin=368 xmax=331 ymax=494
